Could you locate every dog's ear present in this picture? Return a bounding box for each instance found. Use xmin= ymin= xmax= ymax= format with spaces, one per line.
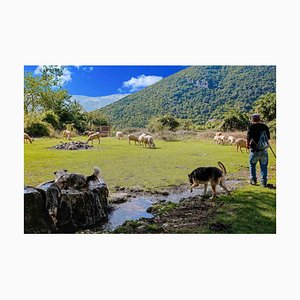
xmin=54 ymin=171 xmax=57 ymax=175
xmin=64 ymin=169 xmax=68 ymax=172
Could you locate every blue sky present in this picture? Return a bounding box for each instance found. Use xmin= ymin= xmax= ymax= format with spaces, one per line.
xmin=24 ymin=65 xmax=188 ymax=97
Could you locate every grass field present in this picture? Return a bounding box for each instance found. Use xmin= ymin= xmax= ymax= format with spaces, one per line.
xmin=24 ymin=136 xmax=276 ymax=188
xmin=24 ymin=136 xmax=276 ymax=233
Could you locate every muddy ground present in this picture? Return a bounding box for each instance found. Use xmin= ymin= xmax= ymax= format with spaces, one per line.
xmin=113 ymin=193 xmax=232 ymax=234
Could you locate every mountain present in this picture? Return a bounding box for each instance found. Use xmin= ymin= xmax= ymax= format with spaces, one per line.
xmin=99 ymin=66 xmax=276 ymax=128
xmin=71 ymin=94 xmax=130 ymax=111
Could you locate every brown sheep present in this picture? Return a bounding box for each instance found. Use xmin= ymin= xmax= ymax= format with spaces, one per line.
xmin=86 ymin=132 xmax=101 ymax=144
xmin=128 ymin=134 xmax=139 ymax=145
xmin=62 ymin=130 xmax=71 ymax=140
xmin=235 ymin=138 xmax=248 ymax=153
xmin=24 ymin=133 xmax=33 ymax=143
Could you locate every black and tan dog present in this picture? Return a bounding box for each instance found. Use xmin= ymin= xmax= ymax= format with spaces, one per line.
xmin=188 ymin=162 xmax=233 ymax=200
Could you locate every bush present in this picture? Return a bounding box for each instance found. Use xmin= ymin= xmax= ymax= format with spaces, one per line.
xmin=220 ymin=110 xmax=250 ymax=131
xmin=42 ymin=110 xmax=60 ymax=129
xmin=147 ymin=114 xmax=180 ymax=133
xmin=24 ymin=121 xmax=52 ymax=137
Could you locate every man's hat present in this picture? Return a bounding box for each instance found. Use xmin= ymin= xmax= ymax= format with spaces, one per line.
xmin=251 ymin=113 xmax=260 ymax=120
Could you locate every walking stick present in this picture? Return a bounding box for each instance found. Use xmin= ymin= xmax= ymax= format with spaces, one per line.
xmin=268 ymin=143 xmax=276 ymax=158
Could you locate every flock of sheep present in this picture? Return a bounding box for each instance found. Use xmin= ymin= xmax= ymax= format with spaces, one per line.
xmin=116 ymin=131 xmax=156 ymax=148
xmin=24 ymin=130 xmax=248 ymax=153
xmin=213 ymin=132 xmax=248 ymax=153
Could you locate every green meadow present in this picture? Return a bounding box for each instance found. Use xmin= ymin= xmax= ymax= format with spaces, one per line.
xmin=24 ymin=136 xmax=276 ymax=233
xmin=24 ymin=136 xmax=276 ymax=189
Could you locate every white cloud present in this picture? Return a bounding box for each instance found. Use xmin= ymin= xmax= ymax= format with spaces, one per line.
xmin=33 ymin=65 xmax=72 ymax=85
xmin=122 ymin=74 xmax=163 ymax=92
xmin=82 ymin=66 xmax=93 ymax=72
xmin=33 ymin=65 xmax=43 ymax=75
xmin=61 ymin=68 xmax=72 ymax=84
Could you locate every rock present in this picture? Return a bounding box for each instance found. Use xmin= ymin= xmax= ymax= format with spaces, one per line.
xmin=24 ymin=184 xmax=110 ymax=233
xmin=109 ymin=192 xmax=129 ymax=204
xmin=50 ymin=141 xmax=93 ymax=150
xmin=24 ymin=187 xmax=52 ymax=233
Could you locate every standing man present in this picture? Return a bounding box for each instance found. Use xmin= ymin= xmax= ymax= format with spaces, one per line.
xmin=246 ymin=114 xmax=271 ymax=187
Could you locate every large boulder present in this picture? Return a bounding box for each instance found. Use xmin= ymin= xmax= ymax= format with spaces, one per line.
xmin=24 ymin=183 xmax=110 ymax=233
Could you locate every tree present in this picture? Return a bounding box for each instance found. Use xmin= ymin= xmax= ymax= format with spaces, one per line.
xmin=24 ymin=66 xmax=87 ymax=132
xmin=24 ymin=66 xmax=66 ymax=113
xmin=253 ymin=93 xmax=276 ymax=122
xmin=220 ymin=109 xmax=250 ymax=131
xmin=147 ymin=114 xmax=180 ymax=132
xmin=85 ymin=111 xmax=109 ymax=129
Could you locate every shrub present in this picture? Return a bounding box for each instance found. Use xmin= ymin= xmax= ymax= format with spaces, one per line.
xmin=147 ymin=114 xmax=180 ymax=133
xmin=42 ymin=110 xmax=60 ymax=129
xmin=220 ymin=110 xmax=250 ymax=131
xmin=24 ymin=114 xmax=53 ymax=137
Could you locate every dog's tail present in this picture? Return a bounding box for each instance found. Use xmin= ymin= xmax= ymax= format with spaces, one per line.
xmin=93 ymin=167 xmax=100 ymax=177
xmin=218 ymin=162 xmax=227 ymax=176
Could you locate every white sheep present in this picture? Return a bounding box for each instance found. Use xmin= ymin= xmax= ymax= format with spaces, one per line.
xmin=213 ymin=135 xmax=219 ymax=144
xmin=86 ymin=132 xmax=101 ymax=144
xmin=218 ymin=135 xmax=226 ymax=145
xmin=143 ymin=135 xmax=155 ymax=148
xmin=116 ymin=131 xmax=124 ymax=140
xmin=235 ymin=138 xmax=248 ymax=153
xmin=138 ymin=133 xmax=147 ymax=147
xmin=227 ymin=136 xmax=235 ymax=145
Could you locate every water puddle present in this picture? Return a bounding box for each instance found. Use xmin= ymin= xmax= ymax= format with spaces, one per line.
xmin=101 ymin=179 xmax=242 ymax=232
xmin=101 ymin=188 xmax=202 ymax=232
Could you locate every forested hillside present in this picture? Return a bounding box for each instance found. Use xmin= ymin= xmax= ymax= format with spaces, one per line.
xmin=99 ymin=66 xmax=276 ymax=128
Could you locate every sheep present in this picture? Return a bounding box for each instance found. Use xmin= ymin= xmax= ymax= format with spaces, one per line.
xmin=62 ymin=130 xmax=71 ymax=140
xmin=214 ymin=134 xmax=225 ymax=145
xmin=116 ymin=131 xmax=124 ymax=140
xmin=83 ymin=130 xmax=95 ymax=136
xmin=215 ymin=132 xmax=222 ymax=136
xmin=218 ymin=135 xmax=226 ymax=145
xmin=143 ymin=135 xmax=156 ymax=148
xmin=128 ymin=134 xmax=139 ymax=145
xmin=24 ymin=133 xmax=33 ymax=143
xmin=138 ymin=133 xmax=147 ymax=147
xmin=227 ymin=136 xmax=235 ymax=145
xmin=213 ymin=135 xmax=219 ymax=144
xmin=235 ymin=138 xmax=248 ymax=153
xmin=86 ymin=132 xmax=101 ymax=145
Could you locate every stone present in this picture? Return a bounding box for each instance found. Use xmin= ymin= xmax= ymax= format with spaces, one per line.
xmin=24 ymin=183 xmax=110 ymax=233
xmin=109 ymin=192 xmax=129 ymax=204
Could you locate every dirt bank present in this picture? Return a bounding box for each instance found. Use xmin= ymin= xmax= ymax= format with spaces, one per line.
xmin=113 ymin=196 xmax=232 ymax=234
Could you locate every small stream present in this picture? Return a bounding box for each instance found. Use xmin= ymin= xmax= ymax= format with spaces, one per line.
xmin=101 ymin=189 xmax=203 ymax=232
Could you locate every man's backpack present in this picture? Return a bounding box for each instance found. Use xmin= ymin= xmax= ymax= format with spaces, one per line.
xmin=257 ymin=131 xmax=270 ymax=150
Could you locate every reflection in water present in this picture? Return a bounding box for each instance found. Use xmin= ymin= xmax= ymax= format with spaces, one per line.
xmin=102 ymin=188 xmax=201 ymax=232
